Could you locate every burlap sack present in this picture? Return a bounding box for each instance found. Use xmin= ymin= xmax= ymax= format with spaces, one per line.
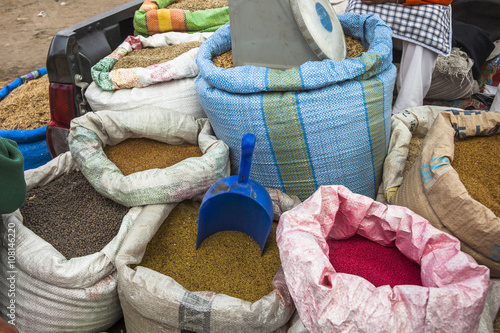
xmin=390 ymin=110 xmax=500 ymax=277
xmin=377 ymin=105 xmax=463 ymax=203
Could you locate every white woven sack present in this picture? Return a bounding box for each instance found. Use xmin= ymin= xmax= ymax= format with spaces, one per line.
xmin=0 ymin=152 xmax=167 ymax=333
xmin=68 ymin=110 xmax=230 ymax=207
xmin=115 ymin=192 xmax=298 ymax=333
xmin=85 ymin=77 xmax=206 ymax=119
xmin=91 ymin=31 xmax=213 ymax=90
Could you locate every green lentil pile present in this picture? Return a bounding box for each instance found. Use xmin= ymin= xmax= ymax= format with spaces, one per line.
xmin=140 ymin=200 xmax=281 ymax=303
xmin=112 ymin=41 xmax=202 ymax=70
xmin=104 ymin=138 xmax=203 ymax=176
xmin=452 ymin=134 xmax=500 ymax=217
xmin=20 ymin=170 xmax=129 ymax=259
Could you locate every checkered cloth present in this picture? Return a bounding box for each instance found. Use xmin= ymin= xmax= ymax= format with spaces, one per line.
xmin=346 ymin=0 xmax=452 ymax=56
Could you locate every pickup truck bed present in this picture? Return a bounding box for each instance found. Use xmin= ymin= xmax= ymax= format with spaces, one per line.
xmin=45 ymin=0 xmax=143 ymax=157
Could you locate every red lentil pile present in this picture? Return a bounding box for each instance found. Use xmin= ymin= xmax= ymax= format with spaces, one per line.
xmin=327 ymin=234 xmax=422 ymax=287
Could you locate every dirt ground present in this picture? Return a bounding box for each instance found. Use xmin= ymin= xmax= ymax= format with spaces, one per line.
xmin=0 ymin=0 xmax=131 ymax=82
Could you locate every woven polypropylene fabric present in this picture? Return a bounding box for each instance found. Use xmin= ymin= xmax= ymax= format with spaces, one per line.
xmin=196 ymin=13 xmax=397 ymax=201
xmin=133 ymin=0 xmax=229 ymax=36
xmin=346 ymin=0 xmax=452 ymax=56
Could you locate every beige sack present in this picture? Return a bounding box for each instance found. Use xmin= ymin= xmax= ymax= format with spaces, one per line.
xmin=115 ymin=191 xmax=299 ymax=333
xmin=390 ymin=110 xmax=500 ymax=277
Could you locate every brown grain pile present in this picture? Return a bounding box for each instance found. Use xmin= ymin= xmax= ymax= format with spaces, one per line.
xmin=212 ymin=36 xmax=367 ymax=69
xmin=345 ymin=36 xmax=367 ymax=58
xmin=166 ymin=0 xmax=228 ymax=11
xmin=113 ymin=41 xmax=203 ymax=70
xmin=212 ymin=50 xmax=233 ymax=69
xmin=0 ymin=75 xmax=50 ymax=130
xmin=140 ymin=200 xmax=281 ymax=303
xmin=403 ymin=136 xmax=424 ymax=180
xmin=452 ymin=134 xmax=500 ymax=217
xmin=104 ymin=138 xmax=203 ymax=175
xmin=20 ymin=170 xmax=129 ymax=259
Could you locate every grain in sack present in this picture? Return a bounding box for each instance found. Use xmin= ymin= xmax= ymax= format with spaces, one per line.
xmin=68 ymin=109 xmax=230 ymax=207
xmin=114 ymin=190 xmax=301 ymax=333
xmin=389 ymin=110 xmax=500 ymax=277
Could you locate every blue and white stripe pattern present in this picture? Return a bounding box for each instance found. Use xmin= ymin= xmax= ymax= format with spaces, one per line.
xmin=346 ymin=0 xmax=452 ymax=56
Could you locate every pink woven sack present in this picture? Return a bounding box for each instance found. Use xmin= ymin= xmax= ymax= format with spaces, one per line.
xmin=277 ymin=185 xmax=490 ymax=333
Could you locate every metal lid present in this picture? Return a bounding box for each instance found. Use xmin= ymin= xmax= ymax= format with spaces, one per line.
xmin=290 ymin=0 xmax=346 ymax=61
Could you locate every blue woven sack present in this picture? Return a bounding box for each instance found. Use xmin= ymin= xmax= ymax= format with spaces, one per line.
xmin=0 ymin=67 xmax=51 ymax=171
xmin=0 ymin=127 xmax=50 ymax=171
xmin=195 ymin=13 xmax=396 ymax=200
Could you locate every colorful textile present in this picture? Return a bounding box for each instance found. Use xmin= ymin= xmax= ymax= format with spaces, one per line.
xmin=134 ymin=0 xmax=229 ymax=37
xmin=196 ymin=14 xmax=396 ymax=201
xmin=478 ymin=55 xmax=500 ymax=89
xmin=346 ymin=0 xmax=452 ymax=56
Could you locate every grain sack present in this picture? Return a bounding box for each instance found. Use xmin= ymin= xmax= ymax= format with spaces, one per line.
xmin=68 ymin=109 xmax=229 ymax=207
xmin=376 ymin=105 xmax=463 ymax=203
xmin=389 ymin=110 xmax=500 ymax=277
xmin=284 ymin=278 xmax=500 ymax=333
xmin=133 ymin=0 xmax=229 ymax=37
xmin=425 ymin=47 xmax=480 ymax=101
xmin=277 ymin=185 xmax=490 ymax=333
xmin=85 ymin=78 xmax=206 ymax=119
xmin=195 ymin=13 xmax=396 ymax=201
xmin=0 ymin=68 xmax=51 ymax=170
xmin=115 ymin=191 xmax=299 ymax=333
xmin=91 ymin=31 xmax=212 ymax=90
xmin=478 ymin=279 xmax=500 ymax=333
xmin=68 ymin=111 xmax=229 ymax=207
xmin=85 ymin=32 xmax=212 ymax=119
xmin=0 ymin=152 xmax=168 ymax=332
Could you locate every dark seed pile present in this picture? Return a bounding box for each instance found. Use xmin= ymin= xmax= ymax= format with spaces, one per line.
xmin=452 ymin=134 xmax=500 ymax=217
xmin=112 ymin=41 xmax=202 ymax=70
xmin=140 ymin=200 xmax=281 ymax=303
xmin=20 ymin=170 xmax=129 ymax=259
xmin=104 ymin=138 xmax=203 ymax=176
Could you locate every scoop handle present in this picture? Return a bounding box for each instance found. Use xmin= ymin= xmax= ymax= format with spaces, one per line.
xmin=238 ymin=133 xmax=256 ymax=185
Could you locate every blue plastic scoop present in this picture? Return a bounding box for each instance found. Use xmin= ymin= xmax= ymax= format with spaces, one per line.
xmin=196 ymin=133 xmax=273 ymax=255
